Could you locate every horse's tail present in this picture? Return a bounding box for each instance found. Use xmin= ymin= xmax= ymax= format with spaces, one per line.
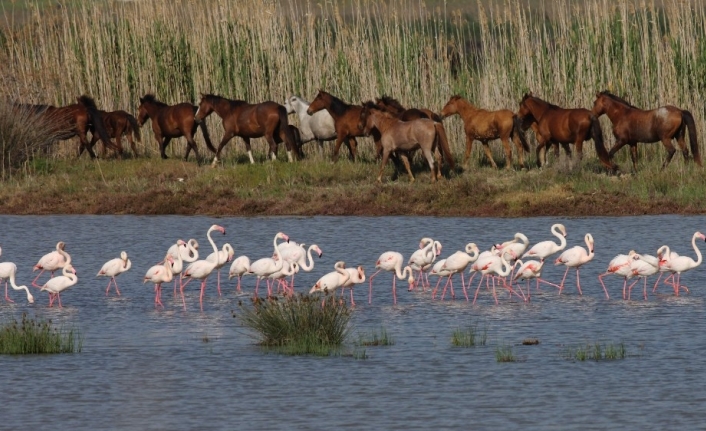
xmin=682 ymin=110 xmax=701 ymax=166
xmin=78 ymin=96 xmax=121 ymax=154
xmin=279 ymin=105 xmax=300 ymax=160
xmin=512 ymin=114 xmax=530 ymax=153
xmin=198 ymin=120 xmax=217 ymax=154
xmin=590 ymin=115 xmax=618 ymax=172
xmin=127 ymin=113 xmax=141 ymax=142
xmin=434 ymin=121 xmax=455 ymax=170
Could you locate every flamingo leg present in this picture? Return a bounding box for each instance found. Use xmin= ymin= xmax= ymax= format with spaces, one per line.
xmin=5 ymin=281 xmax=14 ymax=303
xmin=350 ymin=287 xmax=356 ymax=307
xmin=491 ymin=276 xmax=498 ymax=305
xmin=431 ymin=276 xmax=444 ymax=299
xmin=596 ymin=272 xmax=612 ymax=300
xmin=200 ymin=279 xmax=208 ymax=310
xmin=472 ymin=275 xmax=485 ymax=305
xmin=449 ymin=278 xmax=456 ymax=299
xmin=368 ymin=269 xmax=383 ymax=305
xmin=643 ymin=277 xmax=648 ymax=300
xmin=460 ymin=274 xmax=469 ymax=302
xmin=392 ymin=275 xmax=397 ymax=305
xmin=105 ymin=279 xmax=113 ymax=295
xmin=32 ymin=270 xmax=46 ymax=288
xmin=254 ymin=278 xmax=261 ymax=297
xmin=57 ymin=292 xmax=63 ymax=308
xmin=217 ymin=270 xmax=222 ymax=297
xmin=558 ymin=267 xmax=571 ymax=294
xmin=652 ymin=273 xmax=664 ymax=292
xmin=575 ymin=268 xmax=583 ymax=295
xmin=627 ymin=279 xmax=640 ymax=300
xmin=236 ymin=275 xmax=242 ymax=293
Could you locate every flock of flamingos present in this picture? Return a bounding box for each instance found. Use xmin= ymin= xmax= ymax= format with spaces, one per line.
xmin=0 ymin=223 xmax=704 ymax=310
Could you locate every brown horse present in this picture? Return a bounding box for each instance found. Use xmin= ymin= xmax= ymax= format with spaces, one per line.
xmin=17 ymin=96 xmax=119 ymax=158
xmin=306 ymin=90 xmax=366 ymax=162
xmin=518 ymin=93 xmax=618 ymax=172
xmin=194 ymin=94 xmax=300 ymax=166
xmin=360 ymin=106 xmax=452 ymax=183
xmin=441 ymin=95 xmax=529 ymax=170
xmin=137 ymin=94 xmax=215 ymax=161
xmin=89 ymin=110 xmax=141 ymax=157
xmin=592 ymin=91 xmax=701 ymax=171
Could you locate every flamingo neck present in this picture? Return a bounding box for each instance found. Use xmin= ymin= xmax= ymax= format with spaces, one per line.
xmin=300 ymin=245 xmax=317 ymax=271
xmin=552 ymin=226 xmax=567 ymax=251
xmin=497 ymin=255 xmax=512 ymax=277
xmin=207 ymin=227 xmax=219 ymax=256
xmin=692 ymin=234 xmax=703 ymax=266
xmin=395 ymin=265 xmax=411 ymax=280
xmin=272 ymin=235 xmax=284 ymax=272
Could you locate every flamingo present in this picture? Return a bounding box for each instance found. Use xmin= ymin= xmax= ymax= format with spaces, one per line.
xmin=408 ymin=238 xmax=441 ymax=290
xmin=247 ymin=232 xmax=290 ymax=297
xmin=96 ymin=251 xmax=131 ymax=296
xmin=32 ymin=241 xmax=70 ymax=288
xmin=597 ymin=250 xmax=637 ymax=299
xmin=277 ymin=242 xmax=322 ymax=290
xmin=628 ymin=253 xmax=659 ymax=300
xmin=511 ymin=259 xmax=560 ymax=300
xmin=437 ymin=243 xmax=480 ymax=301
xmin=166 ymin=240 xmax=187 ymax=297
xmin=652 ymin=245 xmax=682 ymax=294
xmin=341 ymin=265 xmax=366 ymax=307
xmin=228 ymin=255 xmax=251 ymax=293
xmin=0 ymin=261 xmax=34 ymax=304
xmin=472 ymin=252 xmax=522 ymax=305
xmin=659 ymin=231 xmax=706 ymax=296
xmin=429 ymin=259 xmax=453 ymax=298
xmin=310 ymin=261 xmax=352 ymax=305
xmin=40 ymin=263 xmax=78 ymax=308
xmin=554 ymin=233 xmax=595 ymax=295
xmin=206 ymin=243 xmax=235 ymax=296
xmin=368 ymin=251 xmax=414 ymax=305
xmin=496 ymin=232 xmax=530 ymax=264
xmin=167 ymin=238 xmax=199 ymax=263
xmin=181 ymin=224 xmax=227 ymax=310
xmin=144 ymin=255 xmax=175 ymax=308
xmin=522 ymin=224 xmax=567 ymax=261
xmin=467 ymin=246 xmax=509 ymax=298
xmin=269 ymin=261 xmax=299 ymax=294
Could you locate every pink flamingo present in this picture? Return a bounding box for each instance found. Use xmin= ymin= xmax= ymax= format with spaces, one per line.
xmin=144 ymin=255 xmax=175 ymax=308
xmin=466 ymin=246 xmax=509 ymax=299
xmin=41 ymin=264 xmax=77 ymax=308
xmin=554 ymin=233 xmax=595 ymax=295
xmin=408 ymin=238 xmax=441 ymax=290
xmin=167 ymin=238 xmax=199 ymax=262
xmin=228 ymin=255 xmax=251 ymax=293
xmin=652 ymin=245 xmax=681 ymax=293
xmin=659 ymin=231 xmax=705 ymax=295
xmin=181 ymin=225 xmax=227 ymax=310
xmin=96 ymin=251 xmax=131 ymax=296
xmin=597 ymin=250 xmax=637 ymax=299
xmin=341 ymin=265 xmax=366 ymax=307
xmin=522 ymin=224 xmax=567 ymax=261
xmin=310 ymin=261 xmax=352 ymax=305
xmin=472 ymin=252 xmax=522 ymax=304
xmin=32 ymin=241 xmax=70 ymax=288
xmin=277 ymin=242 xmax=322 ymax=290
xmin=368 ymin=251 xmax=414 ymax=305
xmin=206 ymin=243 xmax=234 ymax=296
xmin=269 ymin=261 xmax=299 ymax=294
xmin=429 ymin=259 xmax=452 ymax=297
xmin=512 ymin=259 xmax=560 ymax=300
xmin=247 ymin=232 xmax=290 ymax=297
xmin=496 ymin=232 xmax=530 ymax=264
xmin=437 ymin=243 xmax=480 ymax=301
xmin=0 ymin=261 xmax=34 ymax=304
xmin=628 ymin=253 xmax=659 ymax=300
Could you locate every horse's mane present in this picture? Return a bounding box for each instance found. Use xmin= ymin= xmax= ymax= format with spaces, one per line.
xmin=77 ymin=95 xmax=98 ymax=109
xmin=523 ymin=93 xmax=560 ymax=110
xmin=316 ymin=90 xmax=351 ymax=117
xmin=599 ymin=90 xmax=638 ymax=109
xmin=140 ymin=94 xmax=168 ymax=107
xmin=375 ymin=95 xmax=406 ymax=112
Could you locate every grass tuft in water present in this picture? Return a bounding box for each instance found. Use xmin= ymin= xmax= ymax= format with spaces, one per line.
xmin=451 ymin=322 xmax=488 ymax=347
xmin=495 ymin=345 xmax=516 ymax=362
xmin=0 ymin=313 xmax=82 ymax=354
xmin=234 ymin=294 xmax=351 ymax=356
xmin=357 ymin=327 xmax=395 ymax=347
xmin=565 ymin=342 xmax=627 ymax=361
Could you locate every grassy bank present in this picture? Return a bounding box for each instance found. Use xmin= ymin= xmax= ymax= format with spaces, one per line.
xmin=2 ymin=154 xmax=704 ymax=216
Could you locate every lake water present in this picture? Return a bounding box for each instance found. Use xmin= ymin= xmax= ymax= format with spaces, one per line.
xmin=0 ymin=214 xmax=705 ymax=430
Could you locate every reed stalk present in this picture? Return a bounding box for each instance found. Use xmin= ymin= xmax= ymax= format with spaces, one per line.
xmin=0 ymin=312 xmax=83 ymax=354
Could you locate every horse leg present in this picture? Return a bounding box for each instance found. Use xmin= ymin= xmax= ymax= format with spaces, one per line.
xmin=463 ymin=135 xmax=474 ymax=168
xmin=331 ymin=135 xmax=345 ymax=162
xmin=212 ymin=131 xmax=235 ymax=167
xmin=422 ymin=148 xmax=436 ymax=183
xmin=79 ymin=131 xmax=97 ymax=159
xmin=85 ymin=133 xmax=99 ymax=158
xmin=184 ymin=130 xmax=201 ymax=162
xmin=400 ymin=153 xmax=415 ymax=182
xmin=159 ymin=136 xmax=171 ymax=160
xmin=377 ymin=149 xmax=391 ymax=183
xmin=347 ymin=137 xmax=357 ymax=161
xmin=628 ymin=143 xmax=639 ymax=172
xmin=608 ymin=138 xmax=629 ymax=168
xmin=317 ymin=139 xmax=325 ymax=158
xmin=480 ymin=141 xmax=498 ymax=169
xmin=500 ymin=137 xmax=513 ymax=169
xmin=512 ymin=133 xmax=527 ymax=169
xmin=125 ymin=127 xmax=139 ymax=156
xmin=660 ymin=138 xmax=677 ymax=170
xmin=240 ymin=137 xmax=254 ymax=164
xmin=266 ymin=134 xmax=279 ymax=161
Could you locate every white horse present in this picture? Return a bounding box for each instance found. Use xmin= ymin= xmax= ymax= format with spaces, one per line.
xmin=284 ymin=95 xmax=336 ymax=157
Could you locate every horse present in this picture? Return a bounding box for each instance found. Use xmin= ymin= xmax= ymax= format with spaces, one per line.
xmin=137 ymin=94 xmax=215 ymax=162
xmin=194 ymin=94 xmax=300 ymax=166
xmin=16 ymin=96 xmax=119 ymax=159
xmin=592 ymin=91 xmax=701 ymax=172
xmin=284 ymin=95 xmax=336 ymax=157
xmin=440 ymin=95 xmax=529 ymax=170
xmin=306 ymin=90 xmax=366 ymax=162
xmin=518 ymin=93 xmax=618 ymax=172
xmin=360 ymin=106 xmax=453 ymax=183
xmin=89 ymin=110 xmax=141 ymax=157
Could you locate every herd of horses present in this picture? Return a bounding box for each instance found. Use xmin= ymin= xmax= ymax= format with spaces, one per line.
xmin=15 ymin=89 xmax=702 ymax=179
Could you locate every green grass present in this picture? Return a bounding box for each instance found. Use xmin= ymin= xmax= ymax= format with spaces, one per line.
xmin=495 ymin=344 xmax=516 ymax=363
xmin=357 ymin=327 xmax=395 ymax=347
xmin=0 ymin=313 xmax=83 ymax=354
xmin=565 ymin=342 xmax=627 ymax=361
xmin=451 ymin=322 xmax=488 ymax=347
xmin=234 ymin=294 xmax=351 ymax=356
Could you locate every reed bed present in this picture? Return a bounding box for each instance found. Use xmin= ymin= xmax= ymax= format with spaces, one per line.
xmin=0 ymin=313 xmax=83 ymax=354
xmin=495 ymin=344 xmax=516 ymax=362
xmin=451 ymin=322 xmax=488 ymax=347
xmin=234 ymin=294 xmax=351 ymax=356
xmin=565 ymin=342 xmax=628 ymax=361
xmin=0 ymin=0 xmax=705 ymax=170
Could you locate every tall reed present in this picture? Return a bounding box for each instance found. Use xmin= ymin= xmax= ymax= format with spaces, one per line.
xmin=0 ymin=313 xmax=83 ymax=354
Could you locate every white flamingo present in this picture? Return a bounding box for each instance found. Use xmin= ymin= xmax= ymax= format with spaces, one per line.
xmin=436 ymin=243 xmax=480 ymax=301
xmin=341 ymin=265 xmax=366 ymax=307
xmin=228 ymin=255 xmax=251 ymax=293
xmin=206 ymin=243 xmax=235 ymax=296
xmin=277 ymin=242 xmax=322 ymax=290
xmin=32 ymin=241 xmax=69 ymax=288
xmin=181 ymin=225 xmax=227 ymax=310
xmin=652 ymin=245 xmax=682 ymax=294
xmin=368 ymin=251 xmax=414 ymax=305
xmin=310 ymin=261 xmax=352 ymax=305
xmin=628 ymin=253 xmax=659 ymax=300
xmin=408 ymin=238 xmax=441 ymax=290
xmin=472 ymin=252 xmax=522 ymax=305
xmin=522 ymin=224 xmax=567 ymax=261
xmin=429 ymin=259 xmax=453 ymax=298
xmin=167 ymin=238 xmax=199 ymax=263
xmin=269 ymin=261 xmax=299 ymax=294
xmin=96 ymin=251 xmax=131 ymax=296
xmin=512 ymin=259 xmax=559 ymax=300
xmin=658 ymin=231 xmax=706 ymax=296
xmin=597 ymin=250 xmax=637 ymax=299
xmin=247 ymin=232 xmax=290 ymax=297
xmin=554 ymin=233 xmax=595 ymax=295
xmin=496 ymin=232 xmax=530 ymax=263
xmin=0 ymin=261 xmax=34 ymax=304
xmin=144 ymin=255 xmax=174 ymax=308
xmin=41 ymin=263 xmax=78 ymax=308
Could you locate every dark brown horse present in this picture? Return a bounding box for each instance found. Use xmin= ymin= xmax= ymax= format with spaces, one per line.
xmin=518 ymin=93 xmax=618 ymax=172
xmin=89 ymin=110 xmax=141 ymax=157
xmin=137 ymin=94 xmax=215 ymax=161
xmin=360 ymin=106 xmax=453 ymax=182
xmin=306 ymin=90 xmax=366 ymax=162
xmin=16 ymin=96 xmax=119 ymax=158
xmin=440 ymin=95 xmax=529 ymax=169
xmin=194 ymin=94 xmax=300 ymax=166
xmin=592 ymin=91 xmax=700 ymax=171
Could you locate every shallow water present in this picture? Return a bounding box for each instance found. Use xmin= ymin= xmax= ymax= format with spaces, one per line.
xmin=0 ymin=215 xmax=705 ymax=430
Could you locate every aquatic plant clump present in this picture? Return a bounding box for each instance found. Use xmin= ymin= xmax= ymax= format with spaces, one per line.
xmin=235 ymin=294 xmax=351 ymax=356
xmin=565 ymin=342 xmax=627 ymax=361
xmin=357 ymin=327 xmax=395 ymax=347
xmin=451 ymin=323 xmax=488 ymax=347
xmin=0 ymin=313 xmax=83 ymax=354
xmin=495 ymin=345 xmax=516 ymax=362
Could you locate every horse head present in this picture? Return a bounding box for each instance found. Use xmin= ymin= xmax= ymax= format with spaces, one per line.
xmin=194 ymin=94 xmax=215 ymax=123
xmin=137 ymin=94 xmax=159 ymax=126
xmin=518 ymin=92 xmax=544 ymax=124
xmin=284 ymin=95 xmax=300 ymax=114
xmin=306 ymin=90 xmax=329 ymax=116
xmin=440 ymin=95 xmax=463 ymax=118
